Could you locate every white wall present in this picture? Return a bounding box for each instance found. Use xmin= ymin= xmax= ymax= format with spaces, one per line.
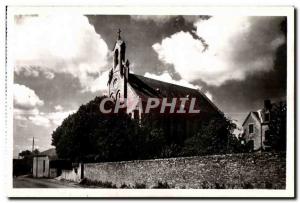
xmin=60 ymin=164 xmax=82 ymax=182
xmin=33 ymin=156 xmax=50 ymax=178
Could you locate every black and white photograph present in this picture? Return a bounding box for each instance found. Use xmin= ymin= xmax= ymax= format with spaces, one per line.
xmin=5 ymin=6 xmax=294 ymax=198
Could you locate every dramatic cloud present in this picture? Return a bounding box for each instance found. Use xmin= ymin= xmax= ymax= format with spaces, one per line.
xmin=131 ymin=15 xmax=202 ymax=25
xmin=30 ymin=110 xmax=76 ymax=127
xmin=144 ymin=71 xmax=201 ymax=89
xmin=46 ymin=111 xmax=75 ymax=126
xmin=13 ymin=14 xmax=110 ymax=92
xmin=81 ymin=70 xmax=110 ymax=93
xmin=43 ymin=71 xmax=55 ymax=80
xmin=153 ymin=16 xmax=285 ymax=86
xmin=14 ymin=83 xmax=74 ymax=127
xmin=131 ymin=15 xmax=174 ymax=24
xmin=14 ymin=84 xmax=44 ymax=110
xmin=15 ymin=107 xmax=75 ymax=127
xmin=28 ymin=114 xmax=51 ymax=127
xmin=144 ymin=72 xmax=213 ymax=101
xmin=54 ymin=105 xmax=63 ymax=111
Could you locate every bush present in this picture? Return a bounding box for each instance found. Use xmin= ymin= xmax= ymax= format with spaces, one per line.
xmin=120 ymin=183 xmax=130 ymax=188
xmin=134 ymin=182 xmax=146 ymax=189
xmin=242 ymin=182 xmax=254 ymax=189
xmin=182 ymin=115 xmax=238 ymax=156
xmin=79 ymin=178 xmax=117 ymax=188
xmin=152 ymin=181 xmax=171 ymax=189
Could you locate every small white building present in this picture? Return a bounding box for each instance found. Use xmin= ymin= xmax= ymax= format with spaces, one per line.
xmin=33 ymin=148 xmax=57 ymax=178
xmin=241 ymin=100 xmax=272 ymax=151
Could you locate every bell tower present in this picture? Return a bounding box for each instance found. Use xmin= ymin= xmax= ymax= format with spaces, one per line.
xmin=108 ymin=29 xmax=130 ymax=101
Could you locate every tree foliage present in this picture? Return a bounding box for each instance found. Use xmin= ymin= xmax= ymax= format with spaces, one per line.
xmin=18 ymin=150 xmax=32 ymax=159
xmin=52 ymin=96 xmax=167 ymax=162
xmin=52 ymin=96 xmax=240 ymax=162
xmin=267 ymin=102 xmax=286 ymax=151
xmin=18 ymin=149 xmax=39 ymax=159
xmin=181 ymin=115 xmax=241 ymax=156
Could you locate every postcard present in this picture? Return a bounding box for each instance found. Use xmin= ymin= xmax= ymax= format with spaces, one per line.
xmin=5 ymin=5 xmax=295 ymax=198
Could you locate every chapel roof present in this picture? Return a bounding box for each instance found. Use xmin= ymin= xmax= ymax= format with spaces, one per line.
xmin=128 ymin=73 xmax=221 ymax=114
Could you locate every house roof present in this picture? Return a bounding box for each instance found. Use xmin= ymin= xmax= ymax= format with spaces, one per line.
xmin=242 ymin=111 xmax=262 ymax=126
xmin=242 ymin=100 xmax=286 ymax=127
xmin=38 ymin=148 xmax=57 ymax=159
xmin=252 ymin=112 xmax=261 ymax=122
xmin=128 ymin=73 xmax=221 ymax=114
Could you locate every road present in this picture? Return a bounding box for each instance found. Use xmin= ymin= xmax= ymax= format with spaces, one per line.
xmin=13 ymin=176 xmax=82 ymax=188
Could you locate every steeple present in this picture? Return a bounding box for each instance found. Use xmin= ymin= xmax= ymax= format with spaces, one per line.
xmin=32 ymin=137 xmax=35 ymax=152
xmin=117 ymin=28 xmax=122 ymax=40
xmin=108 ymin=29 xmax=130 ymax=101
xmin=113 ymin=29 xmax=126 ymax=70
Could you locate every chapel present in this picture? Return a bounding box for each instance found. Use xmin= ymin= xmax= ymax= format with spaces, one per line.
xmin=107 ymin=30 xmax=222 ymax=144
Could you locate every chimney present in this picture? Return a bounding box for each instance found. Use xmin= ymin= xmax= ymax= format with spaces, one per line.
xmin=264 ymin=99 xmax=272 ymax=111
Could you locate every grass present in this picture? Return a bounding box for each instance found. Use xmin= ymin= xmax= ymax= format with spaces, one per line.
xmin=79 ymin=178 xmax=267 ymax=189
xmin=80 ymin=178 xmax=117 ymax=188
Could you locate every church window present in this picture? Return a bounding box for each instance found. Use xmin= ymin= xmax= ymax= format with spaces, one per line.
xmin=116 ymin=91 xmax=121 ymax=100
xmin=114 ymin=50 xmax=119 ymax=68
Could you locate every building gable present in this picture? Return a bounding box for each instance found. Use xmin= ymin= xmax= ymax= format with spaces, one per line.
xmin=242 ymin=111 xmax=261 ymax=127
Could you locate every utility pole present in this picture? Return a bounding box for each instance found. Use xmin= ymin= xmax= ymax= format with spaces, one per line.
xmin=32 ymin=137 xmax=35 ymax=152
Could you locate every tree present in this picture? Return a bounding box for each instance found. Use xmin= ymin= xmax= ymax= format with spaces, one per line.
xmin=33 ymin=149 xmax=40 ymax=155
xmin=267 ymin=102 xmax=286 ymax=151
xmin=227 ymin=134 xmax=247 ymax=153
xmin=51 ymin=96 xmax=166 ymax=162
xmin=52 ymin=96 xmax=241 ymax=162
xmin=18 ymin=149 xmax=39 ymax=159
xmin=181 ymin=114 xmax=238 ymax=156
xmin=52 ymin=96 xmax=115 ymax=161
xmin=18 ymin=150 xmax=32 ymax=159
xmin=15 ymin=149 xmax=40 ymax=176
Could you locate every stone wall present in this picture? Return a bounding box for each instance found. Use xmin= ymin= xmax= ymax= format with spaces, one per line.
xmin=59 ymin=164 xmax=82 ymax=182
xmin=83 ymin=152 xmax=285 ymax=189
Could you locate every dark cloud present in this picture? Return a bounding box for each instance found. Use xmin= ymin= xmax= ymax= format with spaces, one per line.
xmin=87 ymin=15 xmax=203 ymax=75
xmin=206 ymin=17 xmax=287 ymax=124
xmin=14 ymin=71 xmax=99 ymax=113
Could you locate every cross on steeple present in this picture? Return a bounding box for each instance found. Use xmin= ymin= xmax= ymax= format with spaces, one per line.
xmin=117 ymin=28 xmax=121 ymax=40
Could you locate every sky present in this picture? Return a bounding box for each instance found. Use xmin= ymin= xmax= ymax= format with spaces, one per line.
xmin=12 ymin=14 xmax=287 ymax=157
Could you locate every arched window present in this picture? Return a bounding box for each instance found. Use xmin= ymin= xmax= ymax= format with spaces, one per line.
xmin=112 ymin=78 xmax=118 ymax=88
xmin=114 ymin=49 xmax=119 ymax=68
xmin=116 ymin=91 xmax=121 ymax=100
